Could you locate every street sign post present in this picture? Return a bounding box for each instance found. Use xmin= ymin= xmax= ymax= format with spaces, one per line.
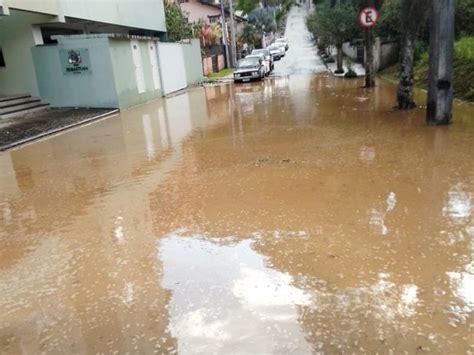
xmin=358 ymin=7 xmax=379 ymax=28
xmin=359 ymin=7 xmax=379 ymax=87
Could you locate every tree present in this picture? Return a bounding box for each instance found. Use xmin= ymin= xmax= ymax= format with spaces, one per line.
xmin=235 ymin=0 xmax=260 ymax=15
xmin=306 ymin=1 xmax=359 ymax=74
xmin=248 ymin=7 xmax=277 ymax=33
xmin=455 ymin=0 xmax=474 ymax=38
xmin=397 ymin=0 xmax=428 ymax=109
xmin=164 ymin=3 xmax=193 ymax=42
xmin=374 ymin=0 xmax=401 ymax=40
xmin=238 ymin=23 xmax=261 ymax=49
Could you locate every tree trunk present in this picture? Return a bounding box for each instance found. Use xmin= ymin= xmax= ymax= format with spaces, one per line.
xmin=427 ymin=0 xmax=454 ymax=125
xmin=397 ymin=34 xmax=417 ymax=109
xmin=336 ymin=44 xmax=344 ymax=74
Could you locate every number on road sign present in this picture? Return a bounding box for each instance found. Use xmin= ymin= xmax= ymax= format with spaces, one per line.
xmin=359 ymin=7 xmax=379 ymax=28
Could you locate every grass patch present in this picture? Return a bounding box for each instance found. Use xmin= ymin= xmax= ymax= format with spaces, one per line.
xmin=380 ymin=36 xmax=474 ymax=101
xmin=207 ymin=68 xmax=235 ymax=82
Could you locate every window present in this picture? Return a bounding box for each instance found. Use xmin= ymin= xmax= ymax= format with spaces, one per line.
xmin=0 ymin=48 xmax=5 ymax=67
xmin=208 ymin=15 xmax=221 ymax=24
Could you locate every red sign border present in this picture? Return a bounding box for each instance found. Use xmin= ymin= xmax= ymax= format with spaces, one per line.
xmin=358 ymin=7 xmax=379 ymax=28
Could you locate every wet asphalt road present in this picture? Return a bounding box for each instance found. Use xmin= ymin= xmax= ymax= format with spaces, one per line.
xmin=272 ymin=6 xmax=327 ymax=76
xmin=1 ymin=9 xmax=474 ymax=355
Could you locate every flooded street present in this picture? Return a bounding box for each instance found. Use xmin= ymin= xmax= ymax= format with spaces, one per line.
xmin=1 ymin=75 xmax=473 ymax=354
xmin=272 ymin=7 xmax=326 ymax=76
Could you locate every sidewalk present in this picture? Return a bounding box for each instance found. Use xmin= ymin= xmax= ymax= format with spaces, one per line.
xmin=0 ymin=107 xmax=118 ymax=151
xmin=326 ymin=59 xmax=366 ymax=77
xmin=325 ymin=47 xmax=365 ymax=77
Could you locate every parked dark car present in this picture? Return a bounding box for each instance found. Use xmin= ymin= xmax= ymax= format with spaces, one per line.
xmin=233 ymin=57 xmax=266 ymax=83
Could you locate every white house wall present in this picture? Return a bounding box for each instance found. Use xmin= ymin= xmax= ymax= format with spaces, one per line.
xmin=2 ymin=0 xmax=61 ymax=16
xmin=157 ymin=43 xmax=188 ymax=95
xmin=61 ymin=0 xmax=166 ymax=32
xmin=2 ymin=0 xmax=166 ymax=32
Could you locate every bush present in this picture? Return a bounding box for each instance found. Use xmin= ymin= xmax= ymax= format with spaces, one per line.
xmin=456 ymin=0 xmax=474 ymax=38
xmin=248 ymin=7 xmax=276 ymax=33
xmin=413 ymin=36 xmax=474 ymax=101
xmin=345 ymin=69 xmax=357 ymax=78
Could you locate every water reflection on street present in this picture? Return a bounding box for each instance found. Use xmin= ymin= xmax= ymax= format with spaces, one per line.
xmin=0 ymin=76 xmax=473 ymax=353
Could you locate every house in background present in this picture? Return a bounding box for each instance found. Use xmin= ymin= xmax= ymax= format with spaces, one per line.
xmin=180 ymin=0 xmax=245 ymax=32
xmin=0 ymin=0 xmax=204 ymax=114
xmin=179 ymin=0 xmax=246 ymax=74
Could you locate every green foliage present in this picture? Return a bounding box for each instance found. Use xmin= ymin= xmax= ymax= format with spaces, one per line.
xmin=248 ymin=8 xmax=276 ymax=32
xmin=164 ymin=3 xmax=194 ymax=42
xmin=412 ymin=36 xmax=474 ymax=101
xmin=235 ymin=0 xmax=260 ymax=15
xmin=274 ymin=0 xmax=297 ymax=26
xmin=413 ymin=39 xmax=428 ymax=62
xmin=306 ymin=1 xmax=360 ymax=47
xmin=454 ymin=36 xmax=474 ymax=61
xmin=455 ymin=0 xmax=474 ymax=37
xmin=207 ymin=68 xmax=235 ymax=81
xmin=381 ymin=36 xmax=474 ymax=101
xmin=374 ymin=0 xmax=401 ymax=40
xmin=238 ymin=23 xmax=261 ymax=49
xmin=374 ymin=0 xmax=474 ymax=42
xmin=344 ymin=56 xmax=357 ymax=77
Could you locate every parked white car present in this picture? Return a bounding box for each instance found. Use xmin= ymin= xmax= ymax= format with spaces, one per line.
xmin=273 ymin=42 xmax=287 ymax=56
xmin=267 ymin=44 xmax=284 ymax=60
xmin=275 ymin=38 xmax=289 ymax=51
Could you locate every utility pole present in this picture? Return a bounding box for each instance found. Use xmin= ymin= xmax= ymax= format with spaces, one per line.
xmin=220 ymin=0 xmax=230 ymax=68
xmin=426 ymin=0 xmax=454 ymax=125
xmin=364 ymin=26 xmax=375 ymax=87
xmin=228 ymin=0 xmax=237 ymax=66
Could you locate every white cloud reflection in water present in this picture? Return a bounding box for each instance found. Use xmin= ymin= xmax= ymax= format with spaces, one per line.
xmin=157 ymin=234 xmax=312 ymax=354
xmin=156 ymin=233 xmax=426 ymax=354
xmin=442 ymin=184 xmax=472 ymax=220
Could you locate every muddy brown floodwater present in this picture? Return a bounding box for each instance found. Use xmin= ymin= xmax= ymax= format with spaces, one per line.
xmin=0 ymin=75 xmax=473 ymax=354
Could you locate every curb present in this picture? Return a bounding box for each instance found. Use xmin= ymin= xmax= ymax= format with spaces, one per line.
xmin=0 ymin=109 xmax=119 ymax=151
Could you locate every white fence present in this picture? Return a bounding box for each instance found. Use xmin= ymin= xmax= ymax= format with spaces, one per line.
xmin=157 ymin=42 xmax=188 ymax=95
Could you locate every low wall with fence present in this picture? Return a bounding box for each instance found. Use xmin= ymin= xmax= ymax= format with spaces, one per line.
xmin=202 ymin=54 xmax=225 ymax=75
xmin=342 ymin=37 xmax=399 ymax=72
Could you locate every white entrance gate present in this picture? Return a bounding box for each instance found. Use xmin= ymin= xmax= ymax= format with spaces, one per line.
xmin=157 ymin=42 xmax=187 ymax=95
xmin=131 ymin=39 xmax=146 ymax=94
xmin=148 ymin=40 xmax=161 ymax=90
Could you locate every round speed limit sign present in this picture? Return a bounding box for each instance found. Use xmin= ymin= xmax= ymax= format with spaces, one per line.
xmin=359 ymin=7 xmax=379 ymax=28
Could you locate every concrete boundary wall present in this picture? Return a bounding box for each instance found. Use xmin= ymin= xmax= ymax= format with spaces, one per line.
xmin=31 ymin=34 xmax=204 ymax=108
xmin=32 ymin=37 xmax=119 ymax=108
xmin=342 ymin=38 xmax=399 ymax=72
xmin=181 ymin=39 xmax=205 ymax=87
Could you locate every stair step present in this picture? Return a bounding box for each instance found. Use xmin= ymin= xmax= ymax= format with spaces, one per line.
xmin=0 ymin=97 xmax=41 ymax=109
xmin=0 ymin=94 xmax=31 ymax=103
xmin=0 ymin=101 xmax=49 ymax=115
xmin=0 ymin=104 xmax=50 ymax=119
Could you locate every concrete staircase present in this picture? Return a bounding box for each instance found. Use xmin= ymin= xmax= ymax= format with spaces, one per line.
xmin=0 ymin=94 xmax=49 ymax=119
